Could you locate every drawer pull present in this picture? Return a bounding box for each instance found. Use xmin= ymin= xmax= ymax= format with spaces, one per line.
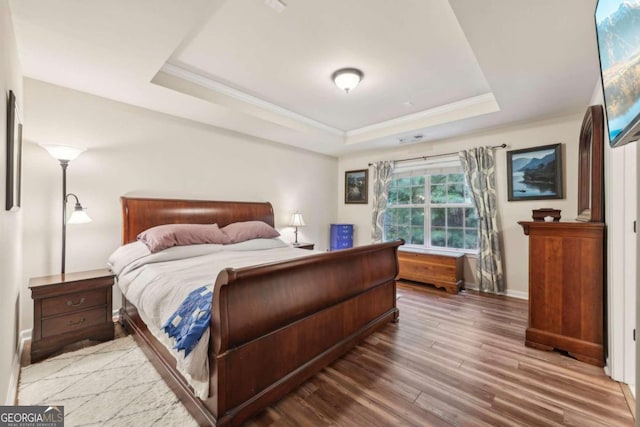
xmin=68 ymin=318 xmax=86 ymax=326
xmin=66 ymin=297 xmax=86 ymax=307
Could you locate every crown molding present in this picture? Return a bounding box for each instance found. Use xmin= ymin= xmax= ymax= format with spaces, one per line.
xmin=345 ymin=93 xmax=499 ymax=144
xmin=160 ymin=63 xmax=343 ymax=136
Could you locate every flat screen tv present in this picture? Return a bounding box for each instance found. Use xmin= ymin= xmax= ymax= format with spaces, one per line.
xmin=594 ymin=0 xmax=640 ymax=147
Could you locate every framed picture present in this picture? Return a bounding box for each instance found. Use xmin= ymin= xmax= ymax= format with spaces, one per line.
xmin=507 ymin=143 xmax=563 ymax=201
xmin=6 ymin=90 xmax=22 ymax=211
xmin=345 ymin=169 xmax=368 ymax=204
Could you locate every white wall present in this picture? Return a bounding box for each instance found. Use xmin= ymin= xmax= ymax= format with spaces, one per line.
xmin=0 ymin=0 xmax=23 ymax=404
xmin=636 ymin=138 xmax=640 ymax=414
xmin=20 ymin=79 xmax=338 ymax=331
xmin=591 ymin=80 xmax=638 ymax=386
xmin=337 ymin=114 xmax=584 ymax=297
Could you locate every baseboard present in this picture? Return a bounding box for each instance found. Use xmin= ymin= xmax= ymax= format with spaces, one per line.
xmin=464 ymin=283 xmax=528 ymax=300
xmin=5 ymin=353 xmax=20 ymax=405
xmin=5 ymin=329 xmax=31 ymax=405
xmin=505 ymin=289 xmax=528 ymax=300
xmin=463 ymin=283 xmax=480 ymax=293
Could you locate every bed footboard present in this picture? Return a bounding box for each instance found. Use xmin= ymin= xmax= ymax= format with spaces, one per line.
xmin=206 ymin=240 xmax=402 ymax=426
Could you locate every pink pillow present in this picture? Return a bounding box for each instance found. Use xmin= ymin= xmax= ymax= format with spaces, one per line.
xmin=137 ymin=223 xmax=231 ymax=253
xmin=221 ymin=221 xmax=280 ymax=244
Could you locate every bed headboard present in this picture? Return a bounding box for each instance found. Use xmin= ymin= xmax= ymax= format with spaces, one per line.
xmin=121 ymin=196 xmax=275 ymax=244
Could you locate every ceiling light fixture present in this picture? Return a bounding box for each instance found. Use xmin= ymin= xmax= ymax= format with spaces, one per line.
xmin=332 ymin=68 xmax=363 ymax=93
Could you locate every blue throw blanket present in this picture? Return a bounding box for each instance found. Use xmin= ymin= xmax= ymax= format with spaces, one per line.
xmin=162 ymin=285 xmax=213 ymax=356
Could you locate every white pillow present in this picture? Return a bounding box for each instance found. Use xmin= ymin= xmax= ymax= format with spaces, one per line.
xmin=223 ymin=238 xmax=289 ymax=251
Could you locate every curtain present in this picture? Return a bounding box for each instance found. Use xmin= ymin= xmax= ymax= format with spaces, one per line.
xmin=370 ymin=161 xmax=394 ymax=243
xmin=458 ymin=147 xmax=505 ymax=293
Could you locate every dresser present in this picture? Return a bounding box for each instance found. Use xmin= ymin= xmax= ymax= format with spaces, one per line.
xmin=519 ymin=221 xmax=604 ymax=366
xmin=330 ymin=224 xmax=354 ymax=250
xmin=30 ymin=268 xmax=115 ymax=362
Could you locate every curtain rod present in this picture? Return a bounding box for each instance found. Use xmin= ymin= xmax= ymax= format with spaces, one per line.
xmin=367 ymin=143 xmax=507 ymax=167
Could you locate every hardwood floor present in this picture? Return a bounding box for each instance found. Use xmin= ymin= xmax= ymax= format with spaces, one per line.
xmin=246 ymin=281 xmax=635 ymax=427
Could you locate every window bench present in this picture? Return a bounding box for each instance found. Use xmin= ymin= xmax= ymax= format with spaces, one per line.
xmin=397 ymin=248 xmax=465 ymax=294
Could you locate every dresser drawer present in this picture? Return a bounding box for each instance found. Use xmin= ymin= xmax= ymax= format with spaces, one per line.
xmin=41 ymin=289 xmax=106 ymax=317
xmin=41 ymin=307 xmax=107 ymax=338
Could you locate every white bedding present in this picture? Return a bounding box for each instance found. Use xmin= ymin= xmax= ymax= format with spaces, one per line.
xmin=110 ymin=241 xmax=318 ymax=399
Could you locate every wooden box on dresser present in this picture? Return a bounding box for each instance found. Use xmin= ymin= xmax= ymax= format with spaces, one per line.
xmin=518 ymin=221 xmax=604 ymax=366
xmin=29 ymin=268 xmax=115 ymax=362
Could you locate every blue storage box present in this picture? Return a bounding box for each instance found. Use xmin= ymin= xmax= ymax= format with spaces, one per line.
xmin=330 ymin=224 xmax=354 ymax=251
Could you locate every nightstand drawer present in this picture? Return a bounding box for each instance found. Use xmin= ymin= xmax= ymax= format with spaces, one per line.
xmin=41 ymin=289 xmax=106 ymax=317
xmin=41 ymin=307 xmax=107 ymax=338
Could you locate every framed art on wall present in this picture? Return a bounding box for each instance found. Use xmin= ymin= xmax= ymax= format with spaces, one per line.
xmin=345 ymin=169 xmax=368 ymax=204
xmin=507 ymin=143 xmax=563 ymax=201
xmin=6 ymin=90 xmax=22 ymax=211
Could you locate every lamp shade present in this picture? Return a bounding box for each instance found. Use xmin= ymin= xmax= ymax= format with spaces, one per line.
xmin=68 ymin=206 xmax=92 ymax=224
xmin=41 ymin=144 xmax=85 ymax=161
xmin=289 ymin=212 xmax=306 ymax=227
xmin=332 ymin=68 xmax=363 ymax=93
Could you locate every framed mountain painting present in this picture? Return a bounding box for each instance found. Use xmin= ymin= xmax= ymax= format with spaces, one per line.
xmin=507 ymin=143 xmax=563 ymax=201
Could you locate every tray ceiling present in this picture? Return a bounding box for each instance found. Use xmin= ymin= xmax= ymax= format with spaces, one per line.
xmin=9 ymin=0 xmax=600 ymax=155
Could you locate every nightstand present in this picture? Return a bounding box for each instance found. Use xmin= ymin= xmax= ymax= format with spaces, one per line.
xmin=292 ymin=242 xmax=315 ymax=250
xmin=29 ymin=268 xmax=115 ymax=362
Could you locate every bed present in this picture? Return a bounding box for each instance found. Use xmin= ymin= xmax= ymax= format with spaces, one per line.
xmin=116 ymin=196 xmax=403 ymax=426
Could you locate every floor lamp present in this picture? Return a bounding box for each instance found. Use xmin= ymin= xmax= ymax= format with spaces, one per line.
xmin=42 ymin=145 xmax=92 ymax=274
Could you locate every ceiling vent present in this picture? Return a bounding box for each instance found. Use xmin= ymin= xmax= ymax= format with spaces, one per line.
xmin=398 ymin=134 xmax=425 ymax=145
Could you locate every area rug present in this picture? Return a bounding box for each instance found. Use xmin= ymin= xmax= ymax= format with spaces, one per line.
xmin=18 ymin=336 xmax=197 ymax=426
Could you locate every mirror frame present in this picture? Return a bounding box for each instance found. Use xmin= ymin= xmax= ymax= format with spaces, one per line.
xmin=576 ymin=105 xmax=604 ymax=222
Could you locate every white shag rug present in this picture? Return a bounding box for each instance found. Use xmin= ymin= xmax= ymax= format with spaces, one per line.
xmin=18 ymin=336 xmax=198 ymax=427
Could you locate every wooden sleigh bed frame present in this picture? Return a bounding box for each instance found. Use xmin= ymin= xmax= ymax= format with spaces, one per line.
xmin=118 ymin=196 xmax=402 ymax=426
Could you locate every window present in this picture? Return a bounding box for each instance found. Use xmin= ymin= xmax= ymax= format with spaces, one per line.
xmin=383 ymin=160 xmax=478 ymax=252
